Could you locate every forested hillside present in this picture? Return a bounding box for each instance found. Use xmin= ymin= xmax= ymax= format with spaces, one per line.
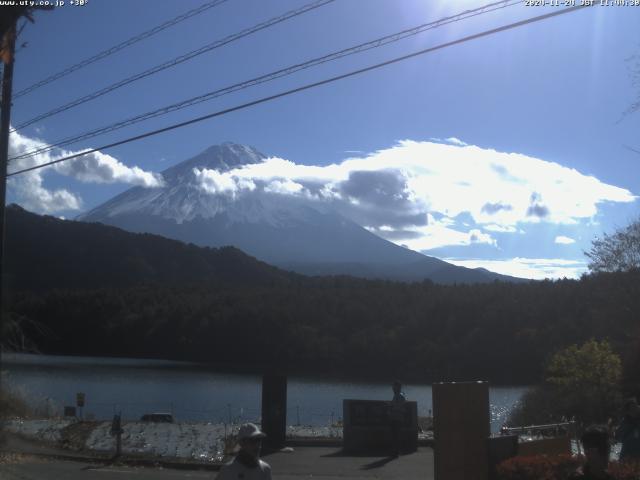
xmin=6 ymin=272 xmax=640 ymax=389
xmin=4 ymin=204 xmax=300 ymax=290
xmin=4 ymin=204 xmax=639 ymax=391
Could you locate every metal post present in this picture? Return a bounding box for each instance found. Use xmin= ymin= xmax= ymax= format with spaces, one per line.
xmin=111 ymin=412 xmax=123 ymax=459
xmin=261 ymin=374 xmax=287 ymax=450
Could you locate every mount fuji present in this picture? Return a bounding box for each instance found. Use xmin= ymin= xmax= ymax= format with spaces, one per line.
xmin=79 ymin=143 xmax=521 ymax=284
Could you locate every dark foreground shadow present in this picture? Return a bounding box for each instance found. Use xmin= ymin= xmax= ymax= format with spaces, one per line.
xmin=360 ymin=456 xmax=398 ymax=470
xmin=321 ymin=449 xmax=415 ymax=458
xmin=321 ymin=449 xmax=383 ymax=458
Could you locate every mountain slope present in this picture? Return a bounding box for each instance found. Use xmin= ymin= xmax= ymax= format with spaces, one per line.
xmin=79 ymin=142 xmax=522 ymax=284
xmin=5 ymin=204 xmax=299 ymax=291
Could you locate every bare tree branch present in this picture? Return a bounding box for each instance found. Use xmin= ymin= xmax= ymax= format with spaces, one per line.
xmin=586 ymin=218 xmax=640 ymax=273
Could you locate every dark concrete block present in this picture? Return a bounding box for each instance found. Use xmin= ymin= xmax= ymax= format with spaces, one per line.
xmin=343 ymin=399 xmax=418 ymax=454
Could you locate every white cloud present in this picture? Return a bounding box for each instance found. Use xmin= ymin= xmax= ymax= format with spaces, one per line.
xmin=8 ymin=134 xmax=82 ymax=213
xmin=383 ymin=215 xmax=497 ymax=250
xmin=445 ymin=257 xmax=588 ymax=280
xmin=264 ymin=178 xmax=304 ymax=195
xmin=484 ymin=224 xmax=520 ymax=233
xmin=190 ymin=139 xmax=635 ymax=250
xmin=445 ymin=137 xmax=468 ymax=146
xmin=7 ymin=168 xmax=82 ymax=214
xmin=7 ymin=129 xmax=164 ymax=214
xmin=194 ymin=168 xmax=249 ymax=195
xmin=555 ymin=235 xmax=576 ymax=245
xmin=54 ymin=150 xmax=164 ymax=188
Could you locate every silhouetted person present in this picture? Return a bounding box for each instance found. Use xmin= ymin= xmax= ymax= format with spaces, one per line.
xmin=571 ymin=425 xmax=613 ymax=480
xmin=615 ymin=397 xmax=640 ymax=462
xmin=217 ymin=423 xmax=272 ymax=480
xmin=389 ymin=380 xmax=406 ymax=457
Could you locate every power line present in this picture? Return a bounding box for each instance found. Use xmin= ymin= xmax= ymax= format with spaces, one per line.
xmin=7 ymin=4 xmax=595 ymax=179
xmin=12 ymin=0 xmax=230 ymax=99
xmin=15 ymin=18 xmax=28 ymax=40
xmin=11 ymin=0 xmax=518 ymax=160
xmin=11 ymin=0 xmax=336 ymax=132
xmin=10 ymin=0 xmax=520 ymax=162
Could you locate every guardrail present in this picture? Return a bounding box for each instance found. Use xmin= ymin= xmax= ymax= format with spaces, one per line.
xmin=500 ymin=421 xmax=576 ymax=435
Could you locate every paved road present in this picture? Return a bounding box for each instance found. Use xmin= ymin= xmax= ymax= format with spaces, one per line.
xmin=2 ymin=460 xmax=211 ymax=480
xmin=1 ymin=447 xmax=435 ymax=479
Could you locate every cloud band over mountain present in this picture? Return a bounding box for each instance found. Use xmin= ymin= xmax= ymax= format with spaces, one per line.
xmin=190 ymin=139 xmax=636 ymax=252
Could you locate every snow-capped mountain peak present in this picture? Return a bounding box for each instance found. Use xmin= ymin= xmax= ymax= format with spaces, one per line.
xmin=161 ymin=142 xmax=265 ymax=182
xmin=79 ymin=142 xmax=337 ymax=232
xmin=78 ymin=143 xmax=520 ymax=283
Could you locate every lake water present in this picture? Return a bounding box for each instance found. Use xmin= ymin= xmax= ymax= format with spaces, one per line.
xmin=1 ymin=353 xmax=528 ymax=433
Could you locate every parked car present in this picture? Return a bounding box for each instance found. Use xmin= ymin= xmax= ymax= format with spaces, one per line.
xmin=140 ymin=413 xmax=174 ymax=423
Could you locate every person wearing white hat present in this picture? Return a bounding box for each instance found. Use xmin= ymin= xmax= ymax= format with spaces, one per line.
xmin=216 ymin=423 xmax=272 ymax=480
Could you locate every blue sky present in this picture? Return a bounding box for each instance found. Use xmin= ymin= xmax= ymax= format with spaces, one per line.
xmin=5 ymin=0 xmax=640 ymax=279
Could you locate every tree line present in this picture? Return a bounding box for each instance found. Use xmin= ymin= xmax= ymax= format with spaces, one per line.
xmin=5 ymin=270 xmax=640 ymax=392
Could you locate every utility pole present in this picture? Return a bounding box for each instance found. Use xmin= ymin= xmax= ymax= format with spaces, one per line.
xmin=0 ymin=15 xmax=18 ymax=356
xmin=0 ymin=4 xmax=52 ymax=386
